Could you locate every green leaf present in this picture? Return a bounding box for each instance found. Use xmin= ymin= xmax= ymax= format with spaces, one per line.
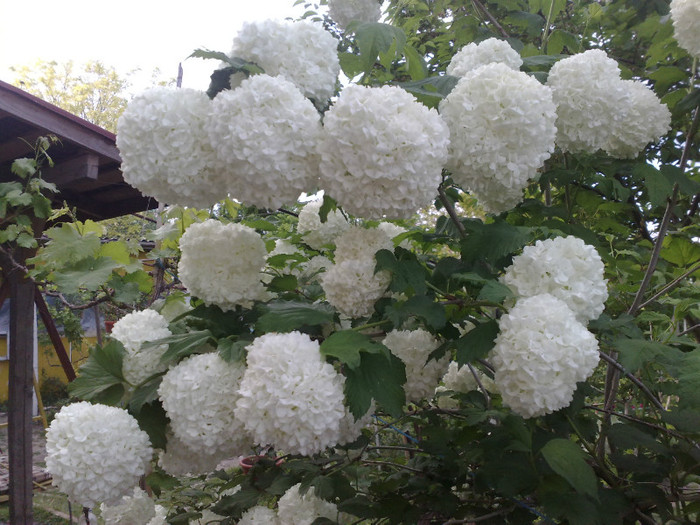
xmin=16 ymin=231 xmax=36 ymax=249
xmin=374 ymin=249 xmax=427 ymax=295
xmin=132 ymin=401 xmax=168 ymax=450
xmin=267 ymin=274 xmax=298 ymax=292
xmin=614 ymin=338 xmax=683 ymax=372
xmin=217 ymin=337 xmax=250 ymax=363
xmin=31 ymin=194 xmax=52 ymax=218
xmin=10 ymin=158 xmax=36 ymax=178
xmin=40 ymin=223 xmax=101 ymax=264
xmin=129 ymin=376 xmax=163 ymax=413
xmin=403 ymin=295 xmax=446 ymax=329
xmin=398 ymin=75 xmax=459 ymax=105
xmin=68 ymin=340 xmax=126 ymax=404
xmin=345 ymin=350 xmax=406 ymax=418
xmin=52 ymin=256 xmax=121 ymax=293
xmin=339 ymin=52 xmax=365 ymax=78
xmin=661 ymin=235 xmax=700 ymax=266
xmin=455 ymin=320 xmax=500 ymax=365
xmin=318 ymin=194 xmax=338 ymax=223
xmin=540 ymin=438 xmax=598 ymax=499
xmin=403 ymin=44 xmax=428 ymax=80
xmin=675 ymin=88 xmax=700 ymax=114
xmin=257 ymin=301 xmax=335 ymax=333
xmin=155 ymin=330 xmax=214 ymax=365
xmin=351 ymin=22 xmax=407 ymax=74
xmin=188 ymin=48 xmax=235 ymax=63
xmin=321 ymin=330 xmax=386 ymax=370
xmin=461 ymin=221 xmax=532 ymax=266
xmin=145 ymin=471 xmax=180 ymax=498
xmin=477 ymin=280 xmax=514 ymax=303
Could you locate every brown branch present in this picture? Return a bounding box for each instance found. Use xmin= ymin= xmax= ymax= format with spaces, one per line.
xmin=438 ymin=186 xmax=467 ymax=238
xmin=638 ymin=262 xmax=700 ymax=311
xmin=597 ymin=350 xmax=664 ymax=411
xmin=361 ymin=460 xmax=423 ymax=474
xmin=682 ymin=106 xmax=700 ymax=224
xmin=41 ymin=289 xmax=114 ymax=311
xmin=467 ymin=363 xmax=491 ymax=409
xmin=471 ymin=0 xmax=509 ymax=38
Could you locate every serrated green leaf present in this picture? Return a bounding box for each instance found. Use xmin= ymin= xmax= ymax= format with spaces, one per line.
xmin=154 ymin=330 xmax=213 ymax=365
xmin=455 ymin=320 xmax=499 ymax=365
xmin=40 ymin=223 xmax=101 ymax=264
xmin=52 ymin=256 xmax=121 ymax=293
xmin=461 ymin=221 xmax=532 ymax=266
xmin=403 ymin=44 xmax=428 ymax=80
xmin=145 ymin=471 xmax=180 ymax=498
xmin=351 ymin=22 xmax=407 ymax=74
xmin=31 ymin=194 xmax=52 ymax=218
xmin=10 ymin=157 xmax=36 ymax=178
xmin=257 ymin=301 xmax=335 ymax=333
xmin=345 ymin=351 xmax=406 ymax=418
xmin=16 ymin=231 xmax=36 ymax=249
xmin=132 ymin=401 xmax=168 ymax=450
xmin=402 ymin=295 xmax=446 ymax=329
xmin=321 ymin=330 xmax=386 ymax=369
xmin=129 ymin=376 xmax=163 ymax=413
xmin=661 ymin=235 xmax=700 ymax=266
xmin=268 ymin=274 xmax=298 ymax=292
xmin=541 ymin=438 xmax=598 ymax=499
xmin=613 ymin=338 xmax=682 ymax=372
xmin=68 ymin=340 xmax=126 ymax=403
xmin=477 ymin=280 xmax=514 ymax=303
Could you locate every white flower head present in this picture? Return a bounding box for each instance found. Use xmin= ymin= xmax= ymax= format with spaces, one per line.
xmin=328 ymin=0 xmax=382 ymax=29
xmin=117 ymin=87 xmax=223 ymax=208
xmin=670 ymin=0 xmax=700 ymax=57
xmin=239 ymin=506 xmax=280 ymax=525
xmin=383 ymin=329 xmax=449 ymax=403
xmin=158 ymin=352 xmax=251 ymax=458
xmin=320 ymin=84 xmax=450 ymax=219
xmin=604 ymin=79 xmax=671 ymax=158
xmin=206 ymin=74 xmax=322 ymax=209
xmin=440 ymin=63 xmax=556 ymax=213
xmin=446 ymin=38 xmax=523 ymax=76
xmin=492 ymin=294 xmax=599 ymax=418
xmin=231 ymin=19 xmax=340 ymax=101
xmin=321 ymin=258 xmax=391 ymax=318
xmin=297 ymin=199 xmax=350 ymax=250
xmin=157 ymin=429 xmax=225 ymax=476
xmin=100 ymin=487 xmax=156 ymax=525
xmin=337 ymin=402 xmax=375 ymax=446
xmin=178 ymin=220 xmax=269 ymax=310
xmin=235 ymin=332 xmax=347 ymax=456
xmin=146 ymin=505 xmax=169 ymax=525
xmin=277 ymin=483 xmax=339 ymax=525
xmin=45 ymin=402 xmax=153 ymax=507
xmin=111 ymin=309 xmax=171 ymax=386
xmin=547 ymin=49 xmax=626 ymax=154
xmin=501 ymin=236 xmax=608 ymax=323
xmin=334 ymin=225 xmax=394 ymax=261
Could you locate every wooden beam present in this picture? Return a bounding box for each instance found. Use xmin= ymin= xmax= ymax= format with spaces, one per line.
xmin=43 ymin=153 xmax=99 ymax=188
xmin=34 ymin=289 xmax=76 ymax=382
xmin=0 ymin=129 xmax=45 ymax=165
xmin=5 ymin=268 xmax=35 ymax=524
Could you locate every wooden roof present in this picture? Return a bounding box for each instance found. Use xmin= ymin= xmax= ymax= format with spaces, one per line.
xmin=0 ymin=79 xmax=158 ymax=220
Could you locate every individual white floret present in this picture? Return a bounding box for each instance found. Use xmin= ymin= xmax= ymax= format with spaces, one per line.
xmin=501 ymin=236 xmax=608 ymax=323
xmin=111 ymin=309 xmax=172 ymax=386
xmin=604 ymin=80 xmax=671 ymax=158
xmin=100 ymin=487 xmax=156 ymax=525
xmin=328 ymin=0 xmax=382 ymax=29
xmin=446 ymin=38 xmax=523 ymax=76
xmin=178 ymin=220 xmax=269 ymax=310
xmin=440 ymin=63 xmax=556 ymax=213
xmin=235 ymin=332 xmax=347 ymax=456
xmin=158 ymin=352 xmax=251 ymax=459
xmin=491 ymin=294 xmax=600 ymax=418
xmin=239 ymin=506 xmax=280 ymax=525
xmin=117 ymin=87 xmax=224 ymax=208
xmin=277 ymin=483 xmax=340 ymax=525
xmin=321 ymin=258 xmax=391 ymax=318
xmin=319 ymin=84 xmax=450 ymax=219
xmin=206 ymin=75 xmax=322 ymax=209
xmin=297 ymin=199 xmax=350 ymax=250
xmin=231 ymin=19 xmax=340 ymax=101
xmin=45 ymin=402 xmax=153 ymax=507
xmin=670 ymin=0 xmax=700 ymax=57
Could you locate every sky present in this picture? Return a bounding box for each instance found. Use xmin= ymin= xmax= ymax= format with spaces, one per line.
xmin=0 ymin=0 xmax=307 ymax=92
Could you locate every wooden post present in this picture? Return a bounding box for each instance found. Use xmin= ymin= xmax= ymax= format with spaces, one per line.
xmin=6 ymin=267 xmax=35 ymax=523
xmin=34 ymin=288 xmax=76 ymax=381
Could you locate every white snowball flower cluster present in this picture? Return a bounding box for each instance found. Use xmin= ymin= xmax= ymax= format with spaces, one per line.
xmin=111 ymin=309 xmax=171 ymax=386
xmin=377 ymin=222 xmax=411 ymax=250
xmin=547 ymin=49 xmax=669 ymax=157
xmin=45 ymin=402 xmax=153 ymax=507
xmin=231 ymin=19 xmax=340 ymax=101
xmin=442 ymin=361 xmax=478 ymax=393
xmin=206 ymin=75 xmax=322 ymax=209
xmin=321 ymin=226 xmax=393 ymax=317
xmin=670 ymin=0 xmax=700 ymax=57
xmin=297 ymin=199 xmax=350 ymax=250
xmin=239 ymin=506 xmax=280 ymax=525
xmin=117 ymin=88 xmax=223 ymax=208
xmin=319 ymin=84 xmax=450 ymax=219
xmin=501 ymin=236 xmax=608 ymax=323
xmin=337 ymin=402 xmax=375 ymax=446
xmin=158 ymin=352 xmax=251 ymax=459
xmin=100 ymin=487 xmax=156 ymax=525
xmin=235 ymin=332 xmax=347 ymax=455
xmin=491 ymin=294 xmax=599 ymax=418
xmin=299 ymin=255 xmax=332 ymax=284
xmin=277 ymin=483 xmax=339 ymax=525
xmin=605 ymin=80 xmax=672 ymax=158
xmin=440 ymin=63 xmax=557 ymax=213
xmin=328 ymin=0 xmax=382 ymax=29
xmin=178 ymin=220 xmax=269 ymax=310
xmin=446 ymin=38 xmax=523 ymax=76
xmin=146 ymin=505 xmax=168 ymax=525
xmin=383 ymin=329 xmax=449 ymax=403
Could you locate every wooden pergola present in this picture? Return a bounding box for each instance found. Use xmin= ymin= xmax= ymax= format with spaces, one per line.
xmin=0 ymin=79 xmax=157 ymax=523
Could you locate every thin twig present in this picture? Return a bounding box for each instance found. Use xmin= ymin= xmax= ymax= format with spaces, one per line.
xmin=679 ymin=323 xmax=700 ymax=337
xmin=438 ymin=186 xmax=467 ymax=239
xmin=42 ymin=289 xmax=114 ymax=311
xmin=598 ymin=350 xmax=664 ymax=411
xmin=682 ymin=106 xmax=700 ymax=223
xmin=638 ymin=262 xmax=700 ymax=311
xmin=366 ymin=445 xmax=426 ymax=453
xmin=467 ymin=363 xmax=491 ymax=409
xmin=471 ymin=0 xmax=510 ymax=38
xmin=361 ymin=460 xmax=423 ymax=474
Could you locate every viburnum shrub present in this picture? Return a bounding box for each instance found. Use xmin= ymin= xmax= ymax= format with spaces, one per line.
xmin=50 ymin=0 xmax=700 ymax=523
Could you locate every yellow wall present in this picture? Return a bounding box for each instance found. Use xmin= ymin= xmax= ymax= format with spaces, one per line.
xmin=0 ymin=336 xmax=96 ymax=403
